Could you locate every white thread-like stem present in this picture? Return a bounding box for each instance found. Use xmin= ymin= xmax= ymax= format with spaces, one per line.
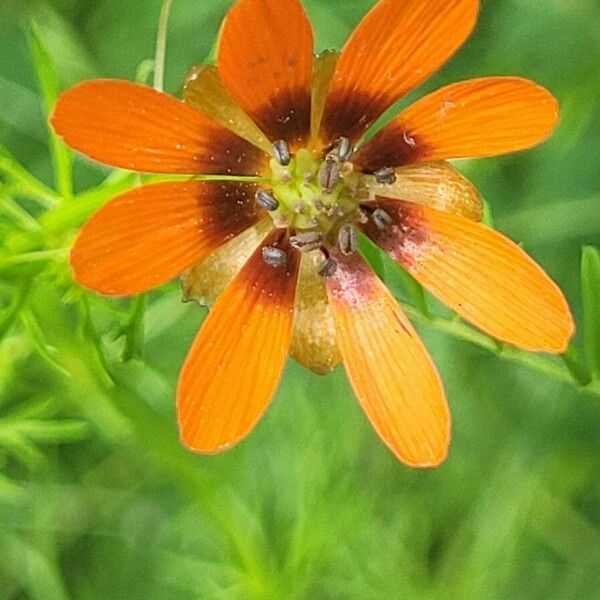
xmin=153 ymin=0 xmax=173 ymax=92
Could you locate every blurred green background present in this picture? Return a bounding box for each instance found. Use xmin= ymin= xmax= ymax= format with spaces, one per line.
xmin=1 ymin=0 xmax=600 ymax=598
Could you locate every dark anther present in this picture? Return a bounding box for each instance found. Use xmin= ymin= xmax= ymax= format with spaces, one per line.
xmin=319 ymin=157 xmax=340 ymax=193
xmin=337 ymin=137 xmax=354 ymax=162
xmin=372 ymin=208 xmax=392 ymax=230
xmin=273 ymin=139 xmax=291 ymax=166
xmin=262 ymin=246 xmax=287 ymax=268
xmin=255 ymin=189 xmax=279 ymax=211
xmin=374 ymin=167 xmax=397 ymax=185
xmin=318 ymin=257 xmax=338 ymax=278
xmin=290 ymin=231 xmax=323 ymax=252
xmin=337 ymin=224 xmax=358 ymax=256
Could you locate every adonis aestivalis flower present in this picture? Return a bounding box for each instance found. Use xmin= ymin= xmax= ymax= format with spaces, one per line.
xmin=51 ymin=0 xmax=574 ymax=467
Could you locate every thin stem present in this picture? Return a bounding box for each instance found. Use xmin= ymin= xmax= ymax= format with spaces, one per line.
xmin=0 ymin=195 xmax=42 ymax=231
xmin=0 ymin=249 xmax=66 ymax=268
xmin=0 ymin=148 xmax=61 ymax=208
xmin=400 ymin=302 xmax=600 ymax=395
xmin=153 ymin=0 xmax=173 ymax=92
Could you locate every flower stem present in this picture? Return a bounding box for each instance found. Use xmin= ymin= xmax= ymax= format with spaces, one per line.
xmin=400 ymin=301 xmax=600 ymax=397
xmin=153 ymin=0 xmax=173 ymax=92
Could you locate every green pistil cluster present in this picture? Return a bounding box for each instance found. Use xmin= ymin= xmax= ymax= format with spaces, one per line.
xmin=268 ymin=149 xmax=361 ymax=236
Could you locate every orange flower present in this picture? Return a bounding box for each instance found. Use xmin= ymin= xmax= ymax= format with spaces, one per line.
xmin=51 ymin=0 xmax=574 ymax=467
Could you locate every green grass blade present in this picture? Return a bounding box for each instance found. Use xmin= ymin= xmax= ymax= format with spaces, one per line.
xmin=581 ymin=246 xmax=600 ymax=380
xmin=28 ymin=21 xmax=73 ymax=199
xmin=0 ymin=143 xmax=61 ymax=207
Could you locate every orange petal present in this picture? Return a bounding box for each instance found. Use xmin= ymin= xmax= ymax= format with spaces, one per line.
xmin=355 ymin=77 xmax=559 ymax=172
xmin=363 ymin=161 xmax=483 ymax=221
xmin=184 ymin=65 xmax=272 ymax=154
xmin=51 ymin=79 xmax=266 ymax=175
xmin=70 ymin=181 xmax=259 ymax=296
xmin=320 ymin=0 xmax=479 ymax=143
xmin=364 ymin=199 xmax=574 ymax=352
xmin=177 ymin=231 xmax=300 ymax=453
xmin=218 ymin=0 xmax=314 ymax=146
xmin=326 ymin=252 xmax=450 ymax=467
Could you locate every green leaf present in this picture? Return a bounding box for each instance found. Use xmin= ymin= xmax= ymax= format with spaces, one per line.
xmin=0 ymin=195 xmax=41 ymax=232
xmin=0 ymin=282 xmax=29 ymax=340
xmin=113 ymin=295 xmax=148 ymax=362
xmin=19 ymin=309 xmax=71 ymax=378
xmin=389 ymin=264 xmax=429 ymax=318
xmin=0 ymin=533 xmax=70 ymax=600
xmin=28 ymin=21 xmax=73 ymax=199
xmin=358 ymin=232 xmax=386 ymax=279
xmin=0 ymin=473 xmax=23 ymax=502
xmin=10 ymin=419 xmax=90 ymax=445
xmin=76 ymin=296 xmax=115 ymax=387
xmin=582 ymin=246 xmax=600 ymax=380
xmin=0 ymin=428 xmax=46 ymax=470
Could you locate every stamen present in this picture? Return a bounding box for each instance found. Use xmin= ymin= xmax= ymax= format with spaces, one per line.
xmin=272 ymin=139 xmax=291 ymax=166
xmin=337 ymin=137 xmax=354 ymax=162
xmin=356 ymin=209 xmax=369 ymax=224
xmin=319 ymin=157 xmax=340 ymax=193
xmin=262 ymin=246 xmax=287 ymax=268
xmin=374 ymin=167 xmax=397 ymax=185
xmin=337 ymin=224 xmax=357 ymax=256
xmin=255 ymin=189 xmax=279 ymax=211
xmin=318 ymin=257 xmax=338 ymax=278
xmin=340 ymin=161 xmax=354 ymax=177
xmin=372 ymin=208 xmax=392 ymax=230
xmin=290 ymin=231 xmax=323 ymax=252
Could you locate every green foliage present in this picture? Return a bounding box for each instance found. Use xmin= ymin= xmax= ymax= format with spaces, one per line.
xmin=1 ymin=0 xmax=600 ymax=599
xmin=582 ymin=246 xmax=600 ymax=381
xmin=28 ymin=21 xmax=73 ymax=199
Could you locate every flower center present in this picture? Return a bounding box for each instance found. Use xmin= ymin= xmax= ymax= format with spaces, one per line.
xmin=269 ymin=147 xmax=362 ymax=233
xmin=256 ymin=139 xmax=379 ymax=276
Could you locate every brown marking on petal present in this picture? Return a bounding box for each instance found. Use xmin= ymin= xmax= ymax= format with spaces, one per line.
xmin=199 ymin=181 xmax=262 ymax=241
xmin=252 ymin=88 xmax=312 ymax=147
xmin=353 ymin=126 xmax=431 ymax=173
xmin=320 ymin=91 xmax=388 ymax=146
xmin=361 ymin=199 xmax=430 ymax=271
xmin=204 ymin=128 xmax=268 ymax=176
